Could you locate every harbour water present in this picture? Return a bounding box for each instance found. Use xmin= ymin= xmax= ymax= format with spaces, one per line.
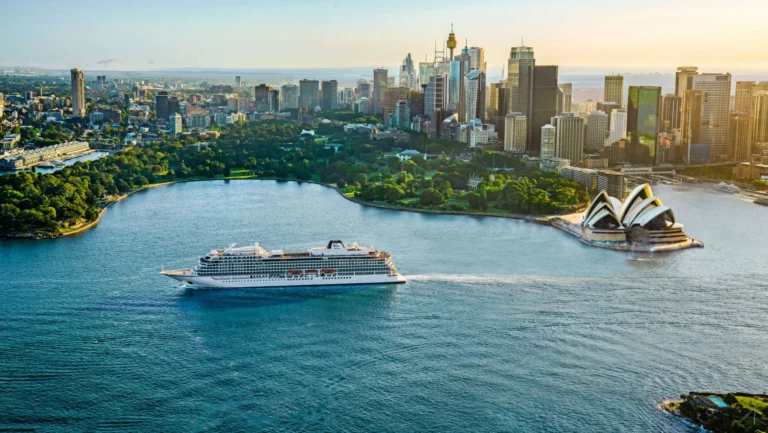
xmin=1 ymin=180 xmax=767 ymax=432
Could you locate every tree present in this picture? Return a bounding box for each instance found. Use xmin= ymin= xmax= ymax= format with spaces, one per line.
xmin=419 ymin=188 xmax=444 ymax=207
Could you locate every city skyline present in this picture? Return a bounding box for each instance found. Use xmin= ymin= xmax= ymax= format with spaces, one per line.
xmin=3 ymin=0 xmax=768 ymax=73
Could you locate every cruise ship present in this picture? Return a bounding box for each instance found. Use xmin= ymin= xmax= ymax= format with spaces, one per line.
xmin=161 ymin=240 xmax=406 ymax=289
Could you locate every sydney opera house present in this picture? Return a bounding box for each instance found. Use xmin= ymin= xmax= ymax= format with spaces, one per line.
xmin=552 ymin=183 xmax=702 ymax=251
xmin=580 ymin=184 xmax=690 ymax=245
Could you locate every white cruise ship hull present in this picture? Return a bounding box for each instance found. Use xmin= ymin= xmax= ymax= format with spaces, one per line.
xmin=163 ymin=271 xmax=406 ymax=289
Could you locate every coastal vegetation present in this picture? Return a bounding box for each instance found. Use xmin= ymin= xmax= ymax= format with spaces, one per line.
xmin=0 ymin=121 xmax=590 ymax=238
xmin=666 ymin=393 xmax=768 ymax=433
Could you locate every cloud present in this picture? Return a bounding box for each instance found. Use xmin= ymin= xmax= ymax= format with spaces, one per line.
xmin=148 ymin=60 xmax=155 ymax=64
xmin=95 ymin=59 xmax=118 ymax=66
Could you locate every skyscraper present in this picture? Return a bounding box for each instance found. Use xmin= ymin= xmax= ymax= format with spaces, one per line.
xmin=373 ymin=69 xmax=388 ymax=114
xmin=735 ymin=81 xmax=756 ymax=113
xmin=464 ymin=70 xmax=486 ymax=121
xmin=692 ymin=73 xmax=731 ymax=160
xmin=400 ymin=54 xmax=416 ymax=90
xmin=750 ymin=91 xmax=768 ymax=150
xmin=255 ymin=84 xmax=272 ymax=112
xmin=604 ymin=75 xmax=624 ymax=105
xmin=70 ymin=68 xmax=86 ymax=117
xmin=729 ymin=112 xmax=751 ymax=161
xmin=268 ymin=89 xmax=280 ymax=112
xmin=586 ymin=110 xmax=609 ymax=150
xmin=357 ymin=80 xmax=371 ymax=99
xmin=168 ymin=96 xmax=180 ymax=116
xmin=675 ymin=66 xmax=698 ymax=98
xmin=680 ymin=89 xmax=703 ymax=162
xmin=661 ymin=94 xmax=682 ymax=133
xmin=155 ymin=91 xmax=169 ymax=122
xmin=321 ymin=80 xmax=338 ymax=111
xmin=494 ymin=87 xmax=512 ymax=136
xmin=531 ymin=65 xmax=559 ymax=153
xmin=540 ymin=124 xmax=557 ymax=159
xmin=467 ymin=47 xmax=486 ymax=73
xmin=383 ymin=87 xmax=409 ymax=123
xmin=558 ymin=83 xmax=572 ymax=114
xmin=0 ymin=93 xmax=4 ymax=119
xmin=609 ymin=109 xmax=628 ymax=144
xmin=627 ymin=86 xmax=662 ymax=165
xmin=235 ymin=76 xmax=241 ymax=88
xmin=299 ymin=80 xmax=320 ymax=110
xmin=280 ymin=84 xmax=299 ymax=110
xmin=169 ymin=113 xmax=182 ymax=135
xmin=504 ymin=112 xmax=527 ymax=152
xmin=448 ymin=60 xmax=462 ymax=111
xmin=425 ymin=74 xmax=448 ymax=131
xmin=507 ymin=45 xmax=535 ymax=134
xmin=551 ymin=114 xmax=584 ymax=165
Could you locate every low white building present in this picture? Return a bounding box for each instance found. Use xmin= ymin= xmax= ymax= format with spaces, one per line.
xmin=397 ymin=149 xmax=423 ymax=161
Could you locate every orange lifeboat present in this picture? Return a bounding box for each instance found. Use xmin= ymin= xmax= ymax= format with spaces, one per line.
xmin=288 ymin=270 xmax=303 ymax=276
xmin=306 ymin=270 xmax=318 ymax=275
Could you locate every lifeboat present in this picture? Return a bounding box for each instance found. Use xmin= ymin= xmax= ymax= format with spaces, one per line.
xmin=288 ymin=270 xmax=303 ymax=276
xmin=320 ymin=268 xmax=336 ymax=276
xmin=306 ymin=270 xmax=318 ymax=275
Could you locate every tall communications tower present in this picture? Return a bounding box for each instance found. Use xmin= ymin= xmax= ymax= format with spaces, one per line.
xmin=446 ymin=24 xmax=457 ymax=60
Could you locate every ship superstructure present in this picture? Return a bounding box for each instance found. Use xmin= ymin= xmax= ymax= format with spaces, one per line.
xmin=161 ymin=240 xmax=405 ymax=288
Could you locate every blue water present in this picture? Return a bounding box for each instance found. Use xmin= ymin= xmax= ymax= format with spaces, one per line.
xmin=1 ymin=180 xmax=767 ymax=432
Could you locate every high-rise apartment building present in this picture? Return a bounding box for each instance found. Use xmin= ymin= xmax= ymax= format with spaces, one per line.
xmin=558 ymin=83 xmax=572 ymax=114
xmin=586 ymin=110 xmax=609 ymax=150
xmin=155 ymin=91 xmax=169 ymax=122
xmin=551 ymin=114 xmax=585 ymax=165
xmin=280 ymin=84 xmax=299 ymax=110
xmin=168 ymin=97 xmax=180 ymax=116
xmin=692 ymin=73 xmax=731 ymax=160
xmin=373 ymin=69 xmax=388 ymax=114
xmin=299 ymin=80 xmax=320 ymax=110
xmin=0 ymin=93 xmax=4 ymax=119
xmin=321 ymin=80 xmax=338 ymax=111
xmin=531 ymin=65 xmax=559 ymax=153
xmin=627 ymin=86 xmax=662 ymax=165
xmin=675 ymin=66 xmax=698 ymax=98
xmin=604 ymin=75 xmax=624 ymax=106
xmin=661 ymin=94 xmax=682 ymax=133
xmin=540 ymin=124 xmax=557 ymax=159
xmin=235 ymin=76 xmax=241 ymax=88
xmin=255 ymin=84 xmax=272 ymax=112
xmin=70 ymin=68 xmax=86 ymax=117
xmin=504 ymin=112 xmax=527 ymax=152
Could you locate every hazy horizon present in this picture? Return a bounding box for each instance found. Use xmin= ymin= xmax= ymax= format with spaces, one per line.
xmin=3 ymin=0 xmax=768 ymax=73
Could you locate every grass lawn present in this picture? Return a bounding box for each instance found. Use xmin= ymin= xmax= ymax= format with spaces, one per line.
xmin=445 ymin=197 xmax=469 ymax=209
xmin=737 ymin=396 xmax=768 ymax=415
xmin=423 ymin=170 xmax=439 ymax=180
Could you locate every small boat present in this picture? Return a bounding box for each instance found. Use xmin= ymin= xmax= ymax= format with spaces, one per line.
xmin=713 ymin=181 xmax=740 ymax=194
xmin=287 ymin=270 xmax=303 ymax=277
xmin=51 ymin=159 xmax=66 ymax=168
xmin=37 ymin=161 xmax=56 ymax=168
xmin=306 ymin=270 xmax=318 ymax=275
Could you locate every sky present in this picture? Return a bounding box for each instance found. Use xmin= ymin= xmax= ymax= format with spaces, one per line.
xmin=2 ymin=0 xmax=768 ymax=74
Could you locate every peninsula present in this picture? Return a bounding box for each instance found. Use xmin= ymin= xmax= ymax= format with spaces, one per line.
xmin=663 ymin=392 xmax=768 ymax=433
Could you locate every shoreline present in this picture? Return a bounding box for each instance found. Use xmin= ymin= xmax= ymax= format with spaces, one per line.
xmin=1 ymin=176 xmax=580 ymax=240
